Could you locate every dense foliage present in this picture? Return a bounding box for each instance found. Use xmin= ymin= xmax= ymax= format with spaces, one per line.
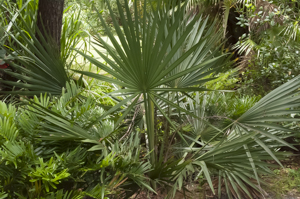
xmin=0 ymin=0 xmax=300 ymax=198
xmin=234 ymin=0 xmax=300 ymax=95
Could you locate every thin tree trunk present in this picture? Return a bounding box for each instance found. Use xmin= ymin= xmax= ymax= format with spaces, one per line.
xmin=36 ymin=0 xmax=64 ymax=51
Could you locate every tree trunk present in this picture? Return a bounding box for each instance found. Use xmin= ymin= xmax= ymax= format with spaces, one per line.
xmin=36 ymin=0 xmax=64 ymax=51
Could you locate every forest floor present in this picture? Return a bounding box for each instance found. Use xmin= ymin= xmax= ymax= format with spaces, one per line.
xmin=262 ymin=156 xmax=300 ymax=199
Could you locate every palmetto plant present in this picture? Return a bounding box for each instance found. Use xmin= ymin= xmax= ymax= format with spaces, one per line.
xmin=175 ymin=90 xmax=293 ymax=198
xmin=127 ymin=80 xmax=299 ymax=198
xmin=0 ymin=0 xmax=68 ymax=95
xmin=0 ymin=0 xmax=89 ymax=96
xmin=75 ymin=0 xmax=227 ymax=168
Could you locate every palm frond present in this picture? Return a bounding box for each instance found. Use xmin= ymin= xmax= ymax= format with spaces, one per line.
xmin=0 ymin=4 xmax=71 ymax=96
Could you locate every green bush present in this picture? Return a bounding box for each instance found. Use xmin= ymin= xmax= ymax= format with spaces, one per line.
xmin=0 ymin=82 xmax=153 ymax=198
xmin=234 ymin=0 xmax=300 ymax=95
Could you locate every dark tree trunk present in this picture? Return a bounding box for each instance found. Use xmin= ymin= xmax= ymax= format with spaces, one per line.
xmin=36 ymin=0 xmax=64 ymax=51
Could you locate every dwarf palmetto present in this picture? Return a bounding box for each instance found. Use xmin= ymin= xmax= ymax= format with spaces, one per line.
xmin=74 ymin=0 xmax=227 ymax=166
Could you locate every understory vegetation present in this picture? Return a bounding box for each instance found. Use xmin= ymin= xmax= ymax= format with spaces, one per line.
xmin=0 ymin=0 xmax=300 ymax=198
